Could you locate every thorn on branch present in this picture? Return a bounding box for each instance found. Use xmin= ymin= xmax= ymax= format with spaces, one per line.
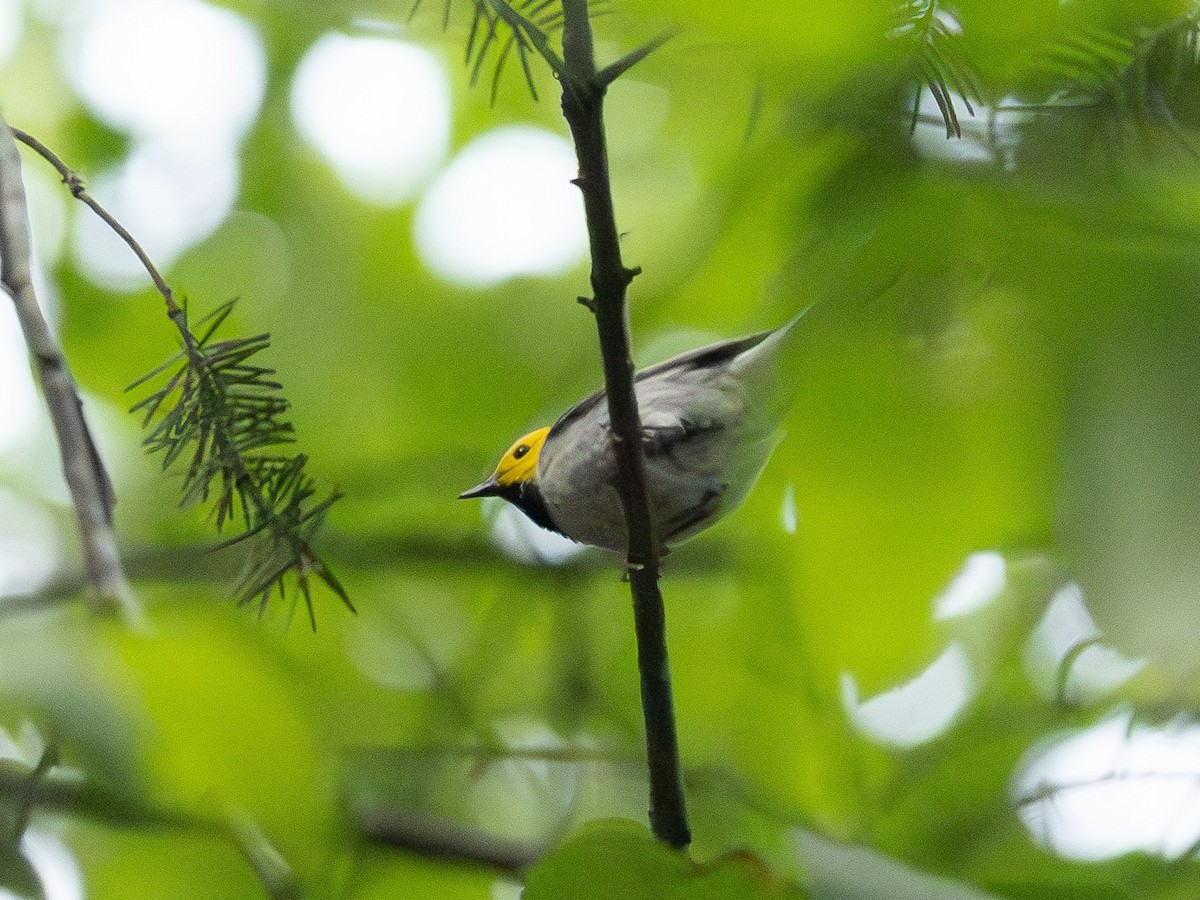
xmin=596 ymin=29 xmax=680 ymax=87
xmin=577 ymin=295 xmax=597 ymax=312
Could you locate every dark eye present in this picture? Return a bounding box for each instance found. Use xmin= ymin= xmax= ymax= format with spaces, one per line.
xmin=513 ymin=444 xmax=529 ymax=460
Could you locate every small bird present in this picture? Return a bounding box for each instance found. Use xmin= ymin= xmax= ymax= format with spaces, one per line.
xmin=459 ymin=313 xmax=807 ymax=552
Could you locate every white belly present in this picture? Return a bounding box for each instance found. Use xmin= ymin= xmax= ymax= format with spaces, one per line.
xmin=537 ymin=380 xmax=779 ymax=551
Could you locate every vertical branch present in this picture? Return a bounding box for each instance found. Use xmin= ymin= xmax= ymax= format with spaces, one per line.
xmin=0 ymin=115 xmax=141 ymax=626
xmin=558 ymin=0 xmax=690 ymax=849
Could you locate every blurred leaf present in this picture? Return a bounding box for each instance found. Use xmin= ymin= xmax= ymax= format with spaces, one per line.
xmin=797 ymin=830 xmax=1001 ymax=900
xmin=525 ymin=820 xmax=809 ymax=899
xmin=0 ymin=842 xmax=43 ymax=900
xmin=346 ymin=845 xmax=503 ymax=899
xmin=70 ymin=821 xmax=264 ymax=900
xmin=97 ymin=608 xmax=340 ymax=882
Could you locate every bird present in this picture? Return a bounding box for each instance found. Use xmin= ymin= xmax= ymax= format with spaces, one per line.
xmin=459 ymin=312 xmax=808 ymax=552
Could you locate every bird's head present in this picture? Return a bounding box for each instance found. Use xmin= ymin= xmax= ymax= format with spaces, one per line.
xmin=458 ymin=426 xmax=551 ymax=500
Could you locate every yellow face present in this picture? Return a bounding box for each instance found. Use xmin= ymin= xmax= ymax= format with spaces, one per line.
xmin=494 ymin=426 xmax=551 ymax=488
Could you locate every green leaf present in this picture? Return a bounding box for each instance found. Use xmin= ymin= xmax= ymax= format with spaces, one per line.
xmin=524 ymin=820 xmax=809 ymax=900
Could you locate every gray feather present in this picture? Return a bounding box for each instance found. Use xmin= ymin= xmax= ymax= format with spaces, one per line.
xmin=534 ymin=310 xmax=809 ymax=550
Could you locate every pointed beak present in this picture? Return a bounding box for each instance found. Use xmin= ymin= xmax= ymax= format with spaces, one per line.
xmin=459 ymin=475 xmax=502 ymax=500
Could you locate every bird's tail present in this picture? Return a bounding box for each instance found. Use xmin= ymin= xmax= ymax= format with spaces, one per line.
xmin=729 ymin=303 xmax=818 ymax=422
xmin=730 ymin=303 xmax=815 ymax=374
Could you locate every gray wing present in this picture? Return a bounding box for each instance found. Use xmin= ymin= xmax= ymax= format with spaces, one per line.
xmin=546 ymin=329 xmax=772 ymax=443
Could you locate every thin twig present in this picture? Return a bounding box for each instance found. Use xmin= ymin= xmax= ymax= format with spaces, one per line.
xmin=355 ymin=741 xmax=630 ymax=766
xmin=9 ymin=740 xmax=57 ymax=842
xmin=557 ymin=0 xmax=690 ymax=849
xmin=228 ymin=815 xmax=302 ymax=900
xmin=0 ymin=115 xmax=141 ymax=626
xmin=10 ymin=127 xmax=180 ymax=318
xmin=1014 ymin=770 xmax=1200 ymax=807
xmin=0 ymin=752 xmax=543 ymax=878
xmin=14 ymin=127 xmax=348 ymax=626
xmin=0 ymin=529 xmax=738 ymax=624
xmin=353 ymin=802 xmax=543 ymax=872
xmin=0 ymin=758 xmax=205 ymax=830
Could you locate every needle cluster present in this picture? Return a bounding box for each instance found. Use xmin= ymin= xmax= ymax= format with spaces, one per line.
xmin=129 ymin=299 xmax=351 ymax=628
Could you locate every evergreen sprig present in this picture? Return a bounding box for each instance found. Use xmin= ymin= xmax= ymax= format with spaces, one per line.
xmin=897 ymin=0 xmax=985 ymax=139
xmin=465 ymin=0 xmax=575 ymax=101
xmin=1044 ymin=23 xmax=1136 ymax=90
xmin=1039 ymin=14 xmax=1200 ymax=156
xmin=413 ymin=0 xmax=613 ymax=102
xmin=129 ymin=299 xmax=352 ymax=628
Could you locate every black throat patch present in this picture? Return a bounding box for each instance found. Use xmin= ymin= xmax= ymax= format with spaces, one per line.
xmin=500 ymin=481 xmax=568 ymax=539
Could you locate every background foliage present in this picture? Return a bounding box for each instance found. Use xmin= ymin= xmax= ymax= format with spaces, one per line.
xmin=1 ymin=0 xmax=1200 ymax=897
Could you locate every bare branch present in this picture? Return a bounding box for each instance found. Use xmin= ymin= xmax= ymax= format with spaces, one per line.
xmin=11 ymin=127 xmax=181 ymax=319
xmin=354 ymin=802 xmax=543 ymax=872
xmin=559 ymin=0 xmax=690 ymax=849
xmin=228 ymin=815 xmax=302 ymax=900
xmin=0 ymin=749 xmax=540 ymax=880
xmin=0 ymin=114 xmax=141 ymax=626
xmin=1015 ymin=769 xmax=1200 ymax=807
